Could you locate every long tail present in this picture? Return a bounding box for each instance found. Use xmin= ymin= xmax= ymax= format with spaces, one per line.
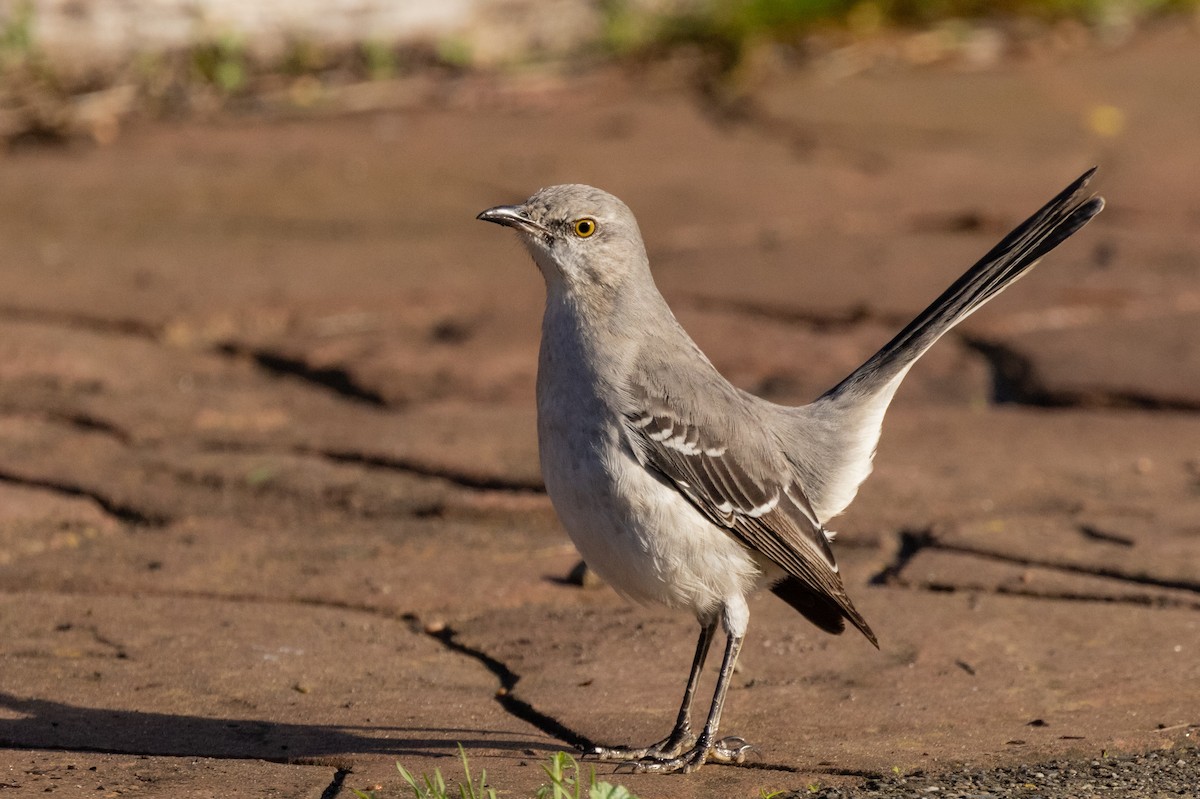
xmin=826 ymin=167 xmax=1104 ymax=401
xmin=790 ymin=169 xmax=1104 ymax=525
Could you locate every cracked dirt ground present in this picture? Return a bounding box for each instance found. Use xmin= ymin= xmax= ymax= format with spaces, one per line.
xmin=1 ymin=25 xmax=1198 ymax=799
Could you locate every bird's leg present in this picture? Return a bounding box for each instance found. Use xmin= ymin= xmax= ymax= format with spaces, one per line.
xmin=634 ymin=608 xmax=753 ymax=774
xmin=588 ymin=620 xmax=716 ymax=762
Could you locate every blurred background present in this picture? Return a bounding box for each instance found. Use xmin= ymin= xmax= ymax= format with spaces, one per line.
xmin=1 ymin=1 xmax=1197 ymax=797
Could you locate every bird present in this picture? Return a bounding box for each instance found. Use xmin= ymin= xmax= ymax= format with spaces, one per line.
xmin=476 ymin=169 xmax=1104 ymax=773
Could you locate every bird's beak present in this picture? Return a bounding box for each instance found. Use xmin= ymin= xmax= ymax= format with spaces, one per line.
xmin=476 ymin=205 xmax=548 ymax=236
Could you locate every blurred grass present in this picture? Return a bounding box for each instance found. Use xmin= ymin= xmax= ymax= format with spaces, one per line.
xmin=1 ymin=0 xmax=1196 ymax=144
xmin=603 ymin=0 xmax=1199 ymax=61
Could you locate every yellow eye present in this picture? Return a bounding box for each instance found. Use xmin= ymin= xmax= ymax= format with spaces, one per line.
xmin=573 ymin=218 xmax=597 ymax=238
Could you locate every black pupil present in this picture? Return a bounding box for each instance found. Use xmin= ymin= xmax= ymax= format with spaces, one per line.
xmin=579 ymin=221 xmax=591 ymax=234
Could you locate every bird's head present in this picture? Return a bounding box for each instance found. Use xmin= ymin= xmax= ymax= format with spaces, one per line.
xmin=477 ymin=184 xmax=650 ymax=298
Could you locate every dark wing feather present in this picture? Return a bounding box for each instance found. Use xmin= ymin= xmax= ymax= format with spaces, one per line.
xmin=625 ymin=386 xmax=877 ymax=646
xmin=771 ymin=575 xmax=848 ymax=636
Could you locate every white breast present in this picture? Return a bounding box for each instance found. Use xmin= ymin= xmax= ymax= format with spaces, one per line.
xmin=536 ymin=299 xmax=765 ymax=618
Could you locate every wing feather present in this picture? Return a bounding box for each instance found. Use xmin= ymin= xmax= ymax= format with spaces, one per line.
xmin=622 ymin=384 xmax=876 ymax=645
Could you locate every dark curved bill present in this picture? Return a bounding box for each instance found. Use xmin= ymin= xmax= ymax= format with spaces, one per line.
xmin=476 ymin=205 xmax=548 ymax=236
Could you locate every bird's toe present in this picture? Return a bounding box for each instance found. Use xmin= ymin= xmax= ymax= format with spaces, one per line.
xmin=710 ymin=735 xmax=755 ymax=764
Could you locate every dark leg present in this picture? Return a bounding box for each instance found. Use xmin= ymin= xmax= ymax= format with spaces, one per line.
xmin=634 ymin=626 xmax=751 ymax=773
xmin=588 ymin=619 xmax=717 ymax=762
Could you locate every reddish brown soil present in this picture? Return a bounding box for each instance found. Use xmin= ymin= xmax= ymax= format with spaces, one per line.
xmin=1 ymin=24 xmax=1197 ymax=798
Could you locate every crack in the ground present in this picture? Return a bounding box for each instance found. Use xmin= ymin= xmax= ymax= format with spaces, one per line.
xmin=1078 ymin=524 xmax=1136 ymax=548
xmin=0 ymin=406 xmax=539 ymax=521
xmin=2 ymin=586 xmax=605 ymax=769
xmin=995 ymin=582 xmax=1200 ymax=610
xmin=682 ymin=293 xmax=1200 ymax=413
xmin=0 ymin=735 xmax=371 ymax=770
xmin=2 ymin=584 xmax=582 ymax=745
xmin=160 ymin=459 xmax=452 ymax=520
xmin=870 ymin=528 xmax=1200 ymax=603
xmin=691 ymin=87 xmax=889 ymax=174
xmin=0 ymin=305 xmax=161 ymax=340
xmin=935 ymin=538 xmax=1200 ymax=595
xmin=0 ymin=406 xmax=135 ymax=445
xmin=214 ymin=342 xmax=390 ymax=407
xmin=1 ymin=585 xmax=422 ymax=624
xmin=869 ymin=529 xmax=935 ymax=587
xmin=14 ymin=561 xmax=829 ymax=772
xmin=960 ymin=337 xmax=1048 ymax=406
xmin=424 ymin=625 xmax=829 ymax=775
xmin=55 ymin=621 xmax=130 ymax=659
xmin=683 ymin=294 xmax=883 ymax=332
xmin=312 ymin=447 xmax=545 ymax=493
xmin=0 ymin=468 xmax=170 ymax=527
xmin=42 ymin=410 xmax=135 ymax=444
xmin=147 ymin=442 xmax=547 ymax=521
xmin=318 ymin=767 xmax=351 ymax=799
xmin=963 ymin=336 xmax=1200 ymax=411
xmin=0 ymin=304 xmax=394 ymax=411
xmin=427 ymin=626 xmax=594 ymax=752
xmin=895 ymin=578 xmax=1200 ymax=612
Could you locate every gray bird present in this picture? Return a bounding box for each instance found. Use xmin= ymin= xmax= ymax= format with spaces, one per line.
xmin=477 ymin=170 xmax=1103 ymax=773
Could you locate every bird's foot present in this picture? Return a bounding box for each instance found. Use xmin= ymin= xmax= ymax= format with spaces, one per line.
xmin=586 ymin=730 xmax=696 ymax=762
xmin=708 ymin=736 xmax=754 ymax=764
xmin=610 ymin=736 xmax=754 ymax=775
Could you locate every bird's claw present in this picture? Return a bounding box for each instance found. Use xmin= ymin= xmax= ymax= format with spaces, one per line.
xmin=595 ymin=736 xmax=754 ymax=774
xmin=585 ymin=730 xmax=696 ymax=762
xmin=587 ymin=744 xmax=653 ymax=763
xmin=626 ymin=746 xmax=707 ymax=774
xmin=710 ymin=735 xmax=756 ymax=764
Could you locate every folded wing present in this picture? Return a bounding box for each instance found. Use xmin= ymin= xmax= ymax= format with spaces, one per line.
xmin=624 ymin=383 xmax=877 ymax=646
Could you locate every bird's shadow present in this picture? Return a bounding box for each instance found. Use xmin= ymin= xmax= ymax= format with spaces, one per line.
xmin=0 ymin=692 xmax=557 ymax=763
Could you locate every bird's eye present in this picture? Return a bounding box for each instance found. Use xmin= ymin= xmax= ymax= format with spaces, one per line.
xmin=573 ymin=218 xmax=597 ymax=238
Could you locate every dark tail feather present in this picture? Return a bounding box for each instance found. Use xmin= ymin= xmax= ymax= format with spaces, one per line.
xmin=772 ymin=575 xmax=879 ymax=649
xmin=825 ymin=168 xmax=1105 ymax=401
